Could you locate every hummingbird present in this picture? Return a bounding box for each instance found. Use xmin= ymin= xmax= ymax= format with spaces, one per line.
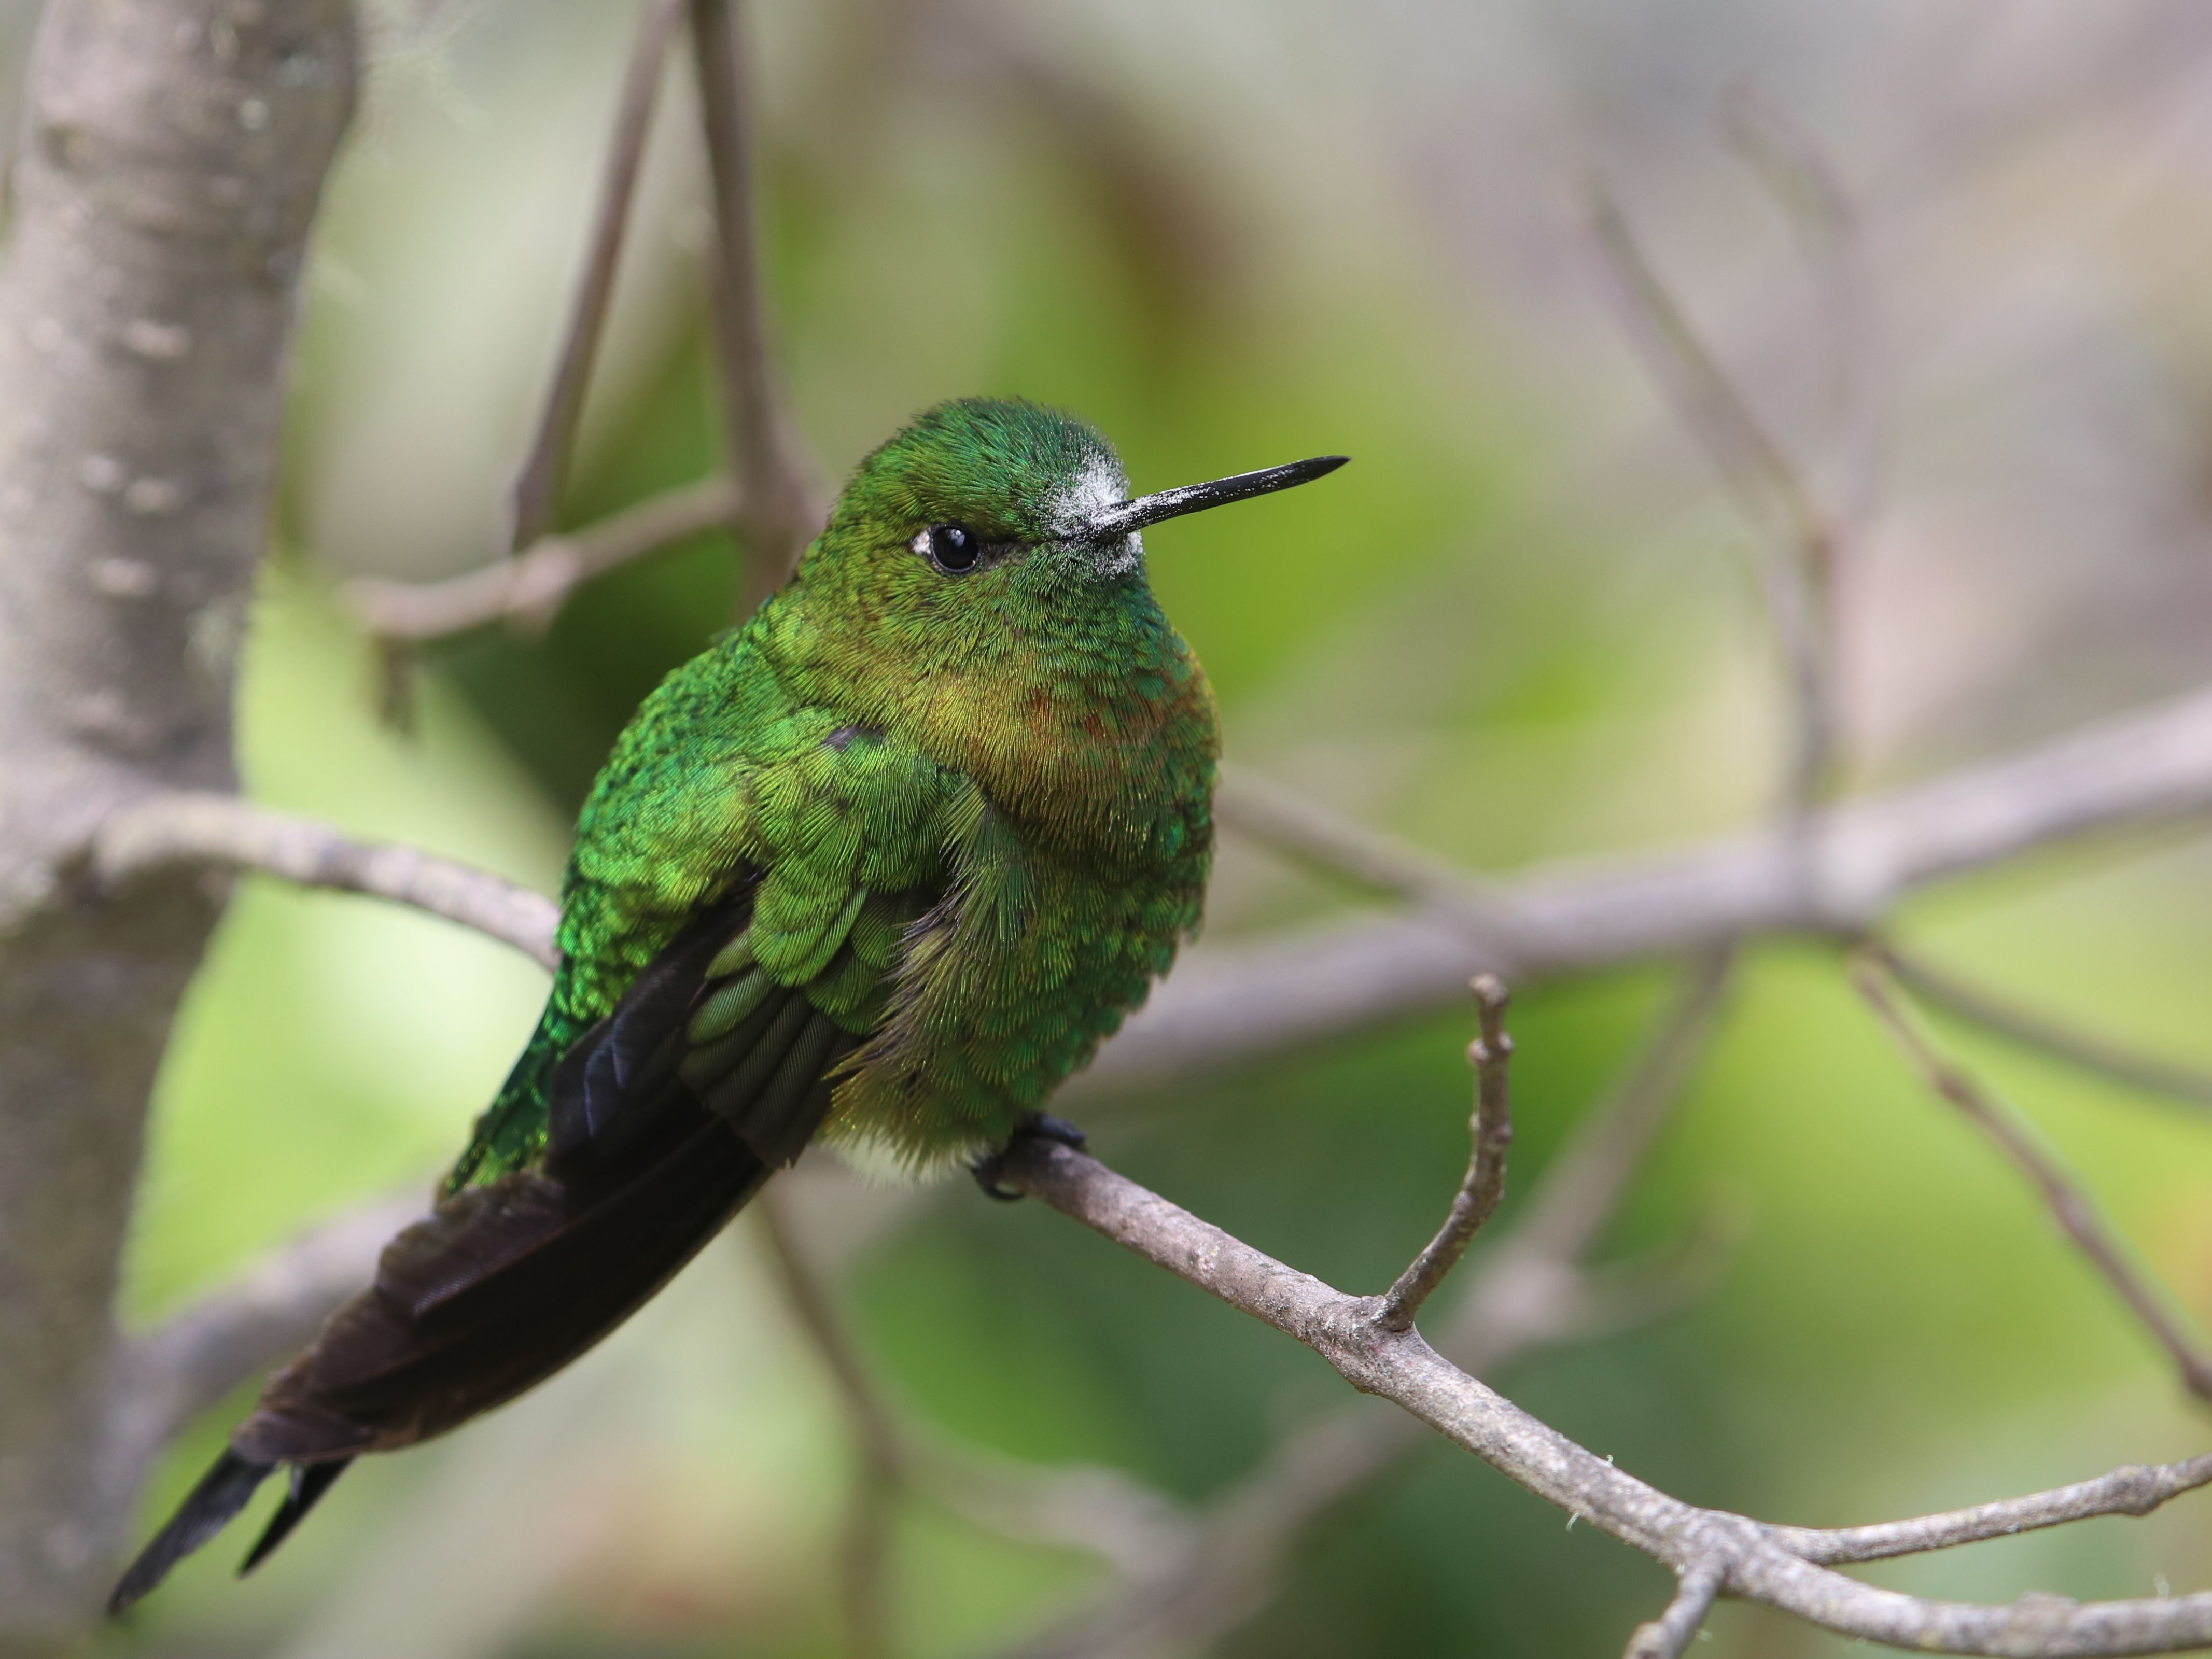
xmin=109 ymin=397 xmax=1346 ymax=1609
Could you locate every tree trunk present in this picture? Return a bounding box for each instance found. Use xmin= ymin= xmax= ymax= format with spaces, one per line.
xmin=0 ymin=1 xmax=355 ymax=1648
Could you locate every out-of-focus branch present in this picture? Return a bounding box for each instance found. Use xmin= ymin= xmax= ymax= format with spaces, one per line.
xmin=1624 ymin=1561 xmax=1724 ymax=1659
xmin=1853 ymin=955 xmax=2212 ymax=1404
xmin=758 ymin=1186 xmax=1199 ymax=1649
xmin=999 ymin=1136 xmax=2212 ymax=1655
xmin=1001 ymin=953 xmax=1735 ymax=1659
xmin=759 ymin=1188 xmax=901 ymax=1659
xmin=1590 ymin=179 xmax=1841 ymax=816
xmin=688 ymin=0 xmax=824 ymax=607
xmin=92 ymin=792 xmax=561 ymax=969
xmin=1874 ymin=943 xmax=2212 ymax=1116
xmin=1095 ymin=680 xmax=2212 ymax=1089
xmin=1214 ymin=763 xmax=1522 ymax=951
xmin=507 ymin=0 xmax=689 ymax=551
xmin=98 ymin=1196 xmax=420 ymax=1494
xmin=343 ymin=474 xmax=740 ymax=642
xmin=1375 ymin=976 xmax=1513 ymax=1331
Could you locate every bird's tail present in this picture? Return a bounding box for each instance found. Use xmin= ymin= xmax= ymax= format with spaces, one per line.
xmin=106 ymin=894 xmax=847 ymax=1612
xmin=108 ymin=1451 xmax=270 ymax=1614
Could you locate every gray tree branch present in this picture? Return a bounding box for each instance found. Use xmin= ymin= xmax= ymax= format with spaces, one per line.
xmin=0 ymin=1 xmax=356 ymax=1648
xmin=343 ymin=473 xmax=740 ymax=642
xmin=1875 ymin=941 xmax=2212 ymax=1117
xmin=995 ymin=951 xmax=1735 ymax=1659
xmin=1099 ymin=679 xmax=2212 ymax=1089
xmin=689 ymin=0 xmax=824 ymax=606
xmin=1375 ymin=974 xmax=1514 ymax=1332
xmin=91 ymin=790 xmax=562 ymax=967
xmin=997 ymin=1137 xmax=2212 ymax=1657
xmin=506 ymin=0 xmax=689 ymax=553
xmin=1854 ymin=957 xmax=2212 ymax=1404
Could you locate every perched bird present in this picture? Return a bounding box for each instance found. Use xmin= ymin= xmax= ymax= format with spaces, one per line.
xmin=110 ymin=397 xmax=1345 ymax=1610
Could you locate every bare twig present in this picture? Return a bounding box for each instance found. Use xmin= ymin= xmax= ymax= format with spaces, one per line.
xmin=1777 ymin=1453 xmax=2212 ymax=1566
xmin=344 ymin=474 xmax=740 ymax=641
xmin=1876 ymin=943 xmax=2212 ymax=1117
xmin=1479 ymin=948 xmax=1734 ymax=1275
xmin=997 ymin=1136 xmax=2212 ymax=1655
xmin=1852 ymin=954 xmax=2212 ymax=1404
xmin=1375 ymin=975 xmax=1514 ymax=1331
xmin=688 ymin=0 xmax=824 ymax=606
xmin=1094 ymin=680 xmax=2212 ymax=1089
xmin=92 ymin=792 xmax=561 ymax=969
xmin=1625 ymin=1560 xmax=1725 ymax=1659
xmin=1589 ymin=179 xmax=1840 ymax=816
xmin=507 ymin=0 xmax=688 ymax=552
xmin=1001 ymin=953 xmax=1735 ymax=1659
xmin=758 ymin=1187 xmax=902 ymax=1659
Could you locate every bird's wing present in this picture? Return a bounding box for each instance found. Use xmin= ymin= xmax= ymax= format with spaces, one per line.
xmin=447 ymin=667 xmax=964 ymax=1190
xmin=228 ymin=708 xmax=970 ymax=1465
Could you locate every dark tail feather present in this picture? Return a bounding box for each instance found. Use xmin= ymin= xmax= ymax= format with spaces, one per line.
xmin=238 ymin=1458 xmax=352 ymax=1577
xmin=108 ymin=1450 xmax=274 ymax=1615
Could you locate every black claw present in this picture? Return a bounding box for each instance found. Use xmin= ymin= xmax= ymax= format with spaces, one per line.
xmin=970 ymin=1112 xmax=1089 ymax=1201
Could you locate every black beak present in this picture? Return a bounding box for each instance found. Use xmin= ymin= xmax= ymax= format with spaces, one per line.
xmin=1085 ymin=454 xmax=1348 ymax=540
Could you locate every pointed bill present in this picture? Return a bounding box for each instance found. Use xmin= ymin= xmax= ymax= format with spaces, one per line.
xmin=1084 ymin=454 xmax=1348 ymax=540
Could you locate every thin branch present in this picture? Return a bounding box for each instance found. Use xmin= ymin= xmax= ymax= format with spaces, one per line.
xmin=1092 ymin=680 xmax=2212 ymax=1089
xmin=1000 ymin=953 xmax=1735 ymax=1659
xmin=1589 ymin=179 xmax=1840 ymax=816
xmin=1480 ymin=948 xmax=1734 ymax=1283
xmin=1375 ymin=975 xmax=1514 ymax=1331
xmin=759 ymin=1187 xmax=901 ymax=1659
xmin=92 ymin=793 xmax=561 ymax=969
xmin=507 ymin=0 xmax=689 ymax=552
xmin=1875 ymin=943 xmax=2212 ymax=1117
xmin=1776 ymin=1453 xmax=2212 ymax=1566
xmin=688 ymin=0 xmax=824 ymax=607
xmin=996 ymin=1136 xmax=2212 ymax=1655
xmin=1852 ymin=954 xmax=2212 ymax=1404
xmin=1625 ymin=1561 xmax=1725 ymax=1659
xmin=344 ymin=474 xmax=740 ymax=642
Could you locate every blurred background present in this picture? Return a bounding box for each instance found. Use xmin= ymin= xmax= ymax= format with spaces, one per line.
xmin=43 ymin=0 xmax=2212 ymax=1651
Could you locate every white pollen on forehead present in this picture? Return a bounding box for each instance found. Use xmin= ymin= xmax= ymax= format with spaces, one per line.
xmin=1051 ymin=458 xmax=1127 ymax=538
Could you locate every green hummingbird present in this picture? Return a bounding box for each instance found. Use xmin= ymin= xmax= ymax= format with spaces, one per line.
xmin=110 ymin=397 xmax=1345 ymax=1609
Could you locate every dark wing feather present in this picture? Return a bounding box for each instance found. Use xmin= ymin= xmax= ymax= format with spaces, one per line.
xmin=108 ymin=1451 xmax=274 ymax=1614
xmin=228 ymin=893 xmax=860 ymax=1466
xmin=110 ymin=887 xmax=874 ymax=1613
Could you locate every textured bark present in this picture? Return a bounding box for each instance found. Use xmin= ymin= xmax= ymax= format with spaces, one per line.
xmin=0 ymin=1 xmax=355 ymax=1648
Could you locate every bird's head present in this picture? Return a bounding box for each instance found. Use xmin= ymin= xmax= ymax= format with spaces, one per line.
xmin=762 ymin=398 xmax=1343 ymax=833
xmin=786 ymin=397 xmax=1344 ymax=634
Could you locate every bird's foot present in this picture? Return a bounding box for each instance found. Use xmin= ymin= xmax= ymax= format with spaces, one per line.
xmin=970 ymin=1113 xmax=1088 ymax=1201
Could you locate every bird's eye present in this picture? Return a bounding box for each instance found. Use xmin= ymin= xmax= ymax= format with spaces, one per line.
xmin=919 ymin=523 xmax=980 ymax=574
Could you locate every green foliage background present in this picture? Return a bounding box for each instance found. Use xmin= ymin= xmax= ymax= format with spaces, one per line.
xmin=97 ymin=2 xmax=2212 ymax=1653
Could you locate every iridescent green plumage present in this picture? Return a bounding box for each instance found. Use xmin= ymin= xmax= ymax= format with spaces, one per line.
xmin=451 ymin=398 xmax=1224 ymax=1183
xmin=109 ymin=398 xmax=1345 ymax=1610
